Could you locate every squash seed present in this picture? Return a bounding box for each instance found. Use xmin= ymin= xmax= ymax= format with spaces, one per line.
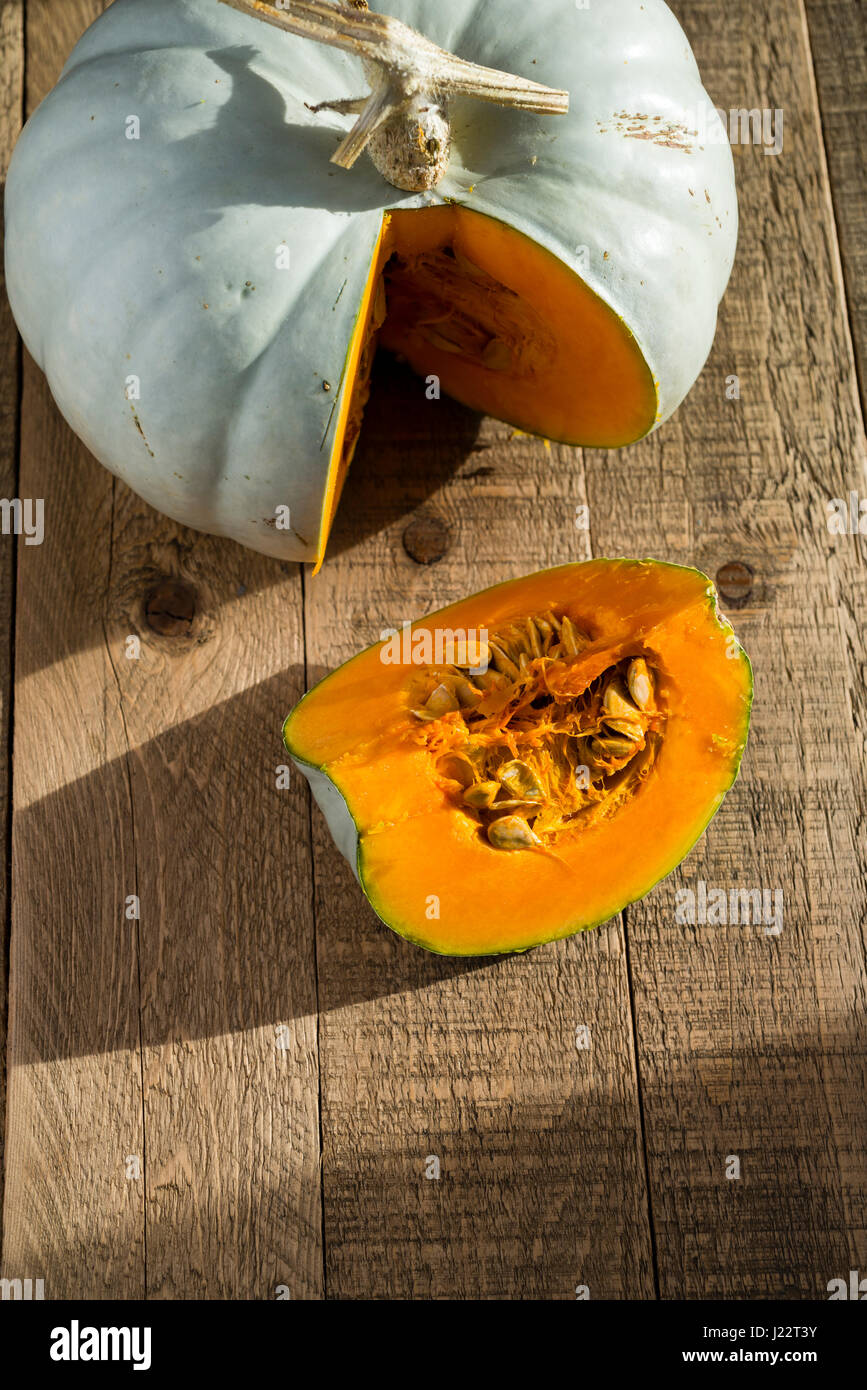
xmin=412 ymin=682 xmax=459 ymax=721
xmin=627 ymin=658 xmax=653 ymax=710
xmin=474 ymin=669 xmax=507 ymax=691
xmin=497 ymin=626 xmax=522 ymax=659
xmin=489 ymin=641 xmax=520 ymax=680
xmin=487 ymin=815 xmax=541 ymax=850
xmin=463 ymin=780 xmax=502 ymax=809
xmin=525 ymin=618 xmax=544 ymax=659
xmin=453 ymin=677 xmax=483 ymax=708
xmin=420 ymin=326 xmax=467 ymax=355
xmin=482 ymin=337 xmax=513 ymax=371
xmin=498 ymin=759 xmax=545 ymax=802
xmin=589 ymin=733 xmax=638 ymax=760
xmin=437 ymin=752 xmax=476 ymax=787
xmin=559 ymin=615 xmax=585 ymax=656
xmin=602 ymin=677 xmax=640 ymax=721
xmin=604 ymin=716 xmax=644 ymax=740
xmin=449 ymin=636 xmax=490 ymax=670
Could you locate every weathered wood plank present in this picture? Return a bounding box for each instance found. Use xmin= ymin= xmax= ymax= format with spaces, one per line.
xmin=306 ymin=360 xmax=655 ymax=1299
xmin=803 ymin=0 xmax=867 ymax=414
xmin=1 ymin=0 xmax=146 ymax=1300
xmin=104 ymin=496 xmax=322 ymax=1300
xmin=1 ymin=391 xmax=147 ymax=1297
xmin=581 ymin=0 xmax=867 ymax=1297
xmin=0 ymin=0 xmax=24 ymax=1251
xmin=3 ymin=0 xmax=324 ymax=1300
xmin=5 ymin=0 xmax=864 ymax=1302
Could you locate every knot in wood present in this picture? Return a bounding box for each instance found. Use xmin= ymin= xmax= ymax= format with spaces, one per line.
xmin=144 ymin=578 xmax=197 ymax=636
xmin=715 ymin=561 xmax=754 ymax=608
xmin=402 ymin=514 xmax=451 ymax=565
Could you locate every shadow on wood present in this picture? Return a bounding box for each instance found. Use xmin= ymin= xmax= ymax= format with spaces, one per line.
xmin=323 ymin=353 xmax=483 ymax=561
xmin=6 ymin=668 xmax=499 ymax=1069
xmin=315 ymin=1018 xmax=863 ymax=1300
xmin=2 ymin=1018 xmax=863 ymax=1298
xmin=13 ymin=345 xmax=482 ymax=682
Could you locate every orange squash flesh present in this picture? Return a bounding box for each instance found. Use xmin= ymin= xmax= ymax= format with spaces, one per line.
xmin=284 ymin=560 xmax=752 ymax=955
xmin=315 ymin=208 xmax=658 ymax=567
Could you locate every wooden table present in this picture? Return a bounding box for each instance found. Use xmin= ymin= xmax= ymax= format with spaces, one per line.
xmin=1 ymin=0 xmax=865 ymax=1300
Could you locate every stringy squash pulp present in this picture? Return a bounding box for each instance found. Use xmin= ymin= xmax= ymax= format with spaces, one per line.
xmin=284 ymin=560 xmax=752 ymax=955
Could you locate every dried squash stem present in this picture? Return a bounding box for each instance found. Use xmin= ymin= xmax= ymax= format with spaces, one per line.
xmin=218 ymin=0 xmax=569 ymax=190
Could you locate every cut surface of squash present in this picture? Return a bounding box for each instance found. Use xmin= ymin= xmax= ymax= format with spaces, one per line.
xmin=284 ymin=559 xmax=752 ymax=955
xmin=315 ymin=207 xmax=658 ymax=566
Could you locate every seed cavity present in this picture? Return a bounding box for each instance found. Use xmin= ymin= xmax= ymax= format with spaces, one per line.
xmin=382 ymin=246 xmax=557 ymax=382
xmin=411 ymin=609 xmax=661 ymax=851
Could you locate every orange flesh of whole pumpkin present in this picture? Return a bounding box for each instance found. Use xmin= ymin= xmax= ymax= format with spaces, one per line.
xmin=314 ymin=207 xmax=658 ymax=567
xmin=284 ymin=560 xmax=752 ymax=956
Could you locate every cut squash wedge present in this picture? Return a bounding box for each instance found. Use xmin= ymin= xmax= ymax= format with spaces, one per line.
xmin=284 ymin=559 xmax=752 ymax=955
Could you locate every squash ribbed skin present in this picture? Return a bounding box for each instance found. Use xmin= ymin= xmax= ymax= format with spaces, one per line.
xmin=6 ymin=0 xmax=736 ymax=563
xmin=284 ymin=559 xmax=753 ymax=955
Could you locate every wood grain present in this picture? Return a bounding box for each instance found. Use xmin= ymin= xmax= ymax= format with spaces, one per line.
xmin=1 ymin=383 xmax=148 ymax=1297
xmin=804 ymin=0 xmax=867 ymax=413
xmin=306 ymin=363 xmax=656 ymax=1299
xmin=104 ymin=496 xmax=322 ymax=1300
xmin=0 ymin=0 xmax=24 ymax=1252
xmin=581 ymin=0 xmax=867 ymax=1297
xmin=2 ymin=0 xmax=865 ymax=1302
xmin=1 ymin=0 xmax=143 ymax=1300
xmin=2 ymin=0 xmax=323 ymax=1299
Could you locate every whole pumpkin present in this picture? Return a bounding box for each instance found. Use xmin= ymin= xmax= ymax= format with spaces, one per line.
xmin=5 ymin=0 xmax=736 ymax=565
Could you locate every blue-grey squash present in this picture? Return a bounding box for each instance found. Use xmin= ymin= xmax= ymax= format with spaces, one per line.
xmin=5 ymin=0 xmax=737 ymax=565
